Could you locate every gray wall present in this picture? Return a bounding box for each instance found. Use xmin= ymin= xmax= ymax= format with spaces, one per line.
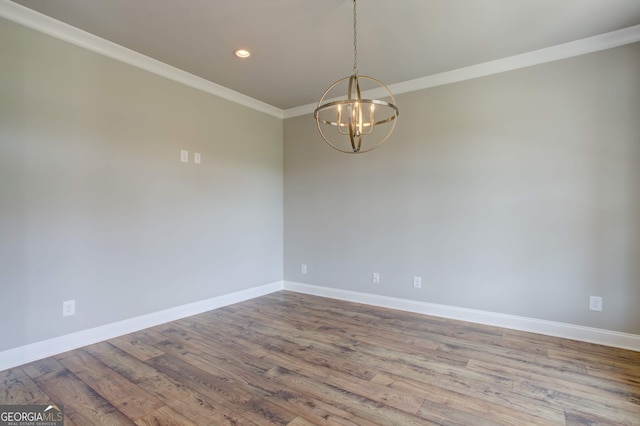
xmin=284 ymin=43 xmax=640 ymax=334
xmin=0 ymin=18 xmax=283 ymax=352
xmin=2 ymin=13 xmax=638 ymax=354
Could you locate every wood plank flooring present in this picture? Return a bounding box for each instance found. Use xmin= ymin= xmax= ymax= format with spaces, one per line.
xmin=2 ymin=291 xmax=639 ymax=425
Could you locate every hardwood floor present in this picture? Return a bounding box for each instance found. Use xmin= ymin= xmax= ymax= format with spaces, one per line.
xmin=2 ymin=291 xmax=639 ymax=425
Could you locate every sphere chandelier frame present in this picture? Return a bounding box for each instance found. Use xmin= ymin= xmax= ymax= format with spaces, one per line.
xmin=313 ymin=0 xmax=399 ymax=154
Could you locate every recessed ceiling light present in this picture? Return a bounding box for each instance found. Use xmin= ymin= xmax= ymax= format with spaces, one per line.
xmin=234 ymin=49 xmax=250 ymax=59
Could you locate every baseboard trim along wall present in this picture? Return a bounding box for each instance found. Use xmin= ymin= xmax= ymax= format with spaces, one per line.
xmin=0 ymin=281 xmax=283 ymax=371
xmin=2 ymin=280 xmax=638 ymax=371
xmin=283 ymin=281 xmax=640 ymax=352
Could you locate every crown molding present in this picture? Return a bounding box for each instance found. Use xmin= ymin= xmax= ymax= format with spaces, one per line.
xmin=2 ymin=1 xmax=639 ymax=122
xmin=284 ymin=24 xmax=640 ymax=119
xmin=0 ymin=0 xmax=284 ymax=119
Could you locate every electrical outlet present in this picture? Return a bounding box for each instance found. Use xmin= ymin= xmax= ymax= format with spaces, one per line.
xmin=372 ymin=272 xmax=380 ymax=283
xmin=194 ymin=153 xmax=201 ymax=164
xmin=63 ymin=300 xmax=76 ymax=317
xmin=180 ymin=150 xmax=189 ymax=163
xmin=589 ymin=296 xmax=603 ymax=312
xmin=301 ymin=264 xmax=307 ymax=274
xmin=413 ymin=276 xmax=422 ymax=289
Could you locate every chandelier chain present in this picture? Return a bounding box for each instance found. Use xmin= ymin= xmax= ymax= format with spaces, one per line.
xmin=353 ymin=0 xmax=358 ymax=75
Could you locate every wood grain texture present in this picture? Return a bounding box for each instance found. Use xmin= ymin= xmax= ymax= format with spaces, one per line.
xmin=2 ymin=291 xmax=639 ymax=425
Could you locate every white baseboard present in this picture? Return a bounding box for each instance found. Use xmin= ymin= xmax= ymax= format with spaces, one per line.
xmin=4 ymin=279 xmax=637 ymax=372
xmin=283 ymin=281 xmax=640 ymax=352
xmin=0 ymin=281 xmax=284 ymax=371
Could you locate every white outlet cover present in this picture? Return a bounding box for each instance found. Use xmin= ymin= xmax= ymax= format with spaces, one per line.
xmin=301 ymin=264 xmax=307 ymax=274
xmin=180 ymin=150 xmax=189 ymax=162
xmin=413 ymin=276 xmax=422 ymax=288
xmin=589 ymin=296 xmax=603 ymax=312
xmin=63 ymin=300 xmax=76 ymax=317
xmin=372 ymin=272 xmax=380 ymax=283
xmin=194 ymin=153 xmax=201 ymax=164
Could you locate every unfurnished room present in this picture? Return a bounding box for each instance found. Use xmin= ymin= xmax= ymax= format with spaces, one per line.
xmin=1 ymin=0 xmax=639 ymax=424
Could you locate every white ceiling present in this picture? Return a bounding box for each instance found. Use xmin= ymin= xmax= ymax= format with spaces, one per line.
xmin=9 ymin=0 xmax=640 ymax=111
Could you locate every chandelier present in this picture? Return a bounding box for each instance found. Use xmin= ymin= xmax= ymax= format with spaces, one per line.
xmin=314 ymin=0 xmax=399 ymax=154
